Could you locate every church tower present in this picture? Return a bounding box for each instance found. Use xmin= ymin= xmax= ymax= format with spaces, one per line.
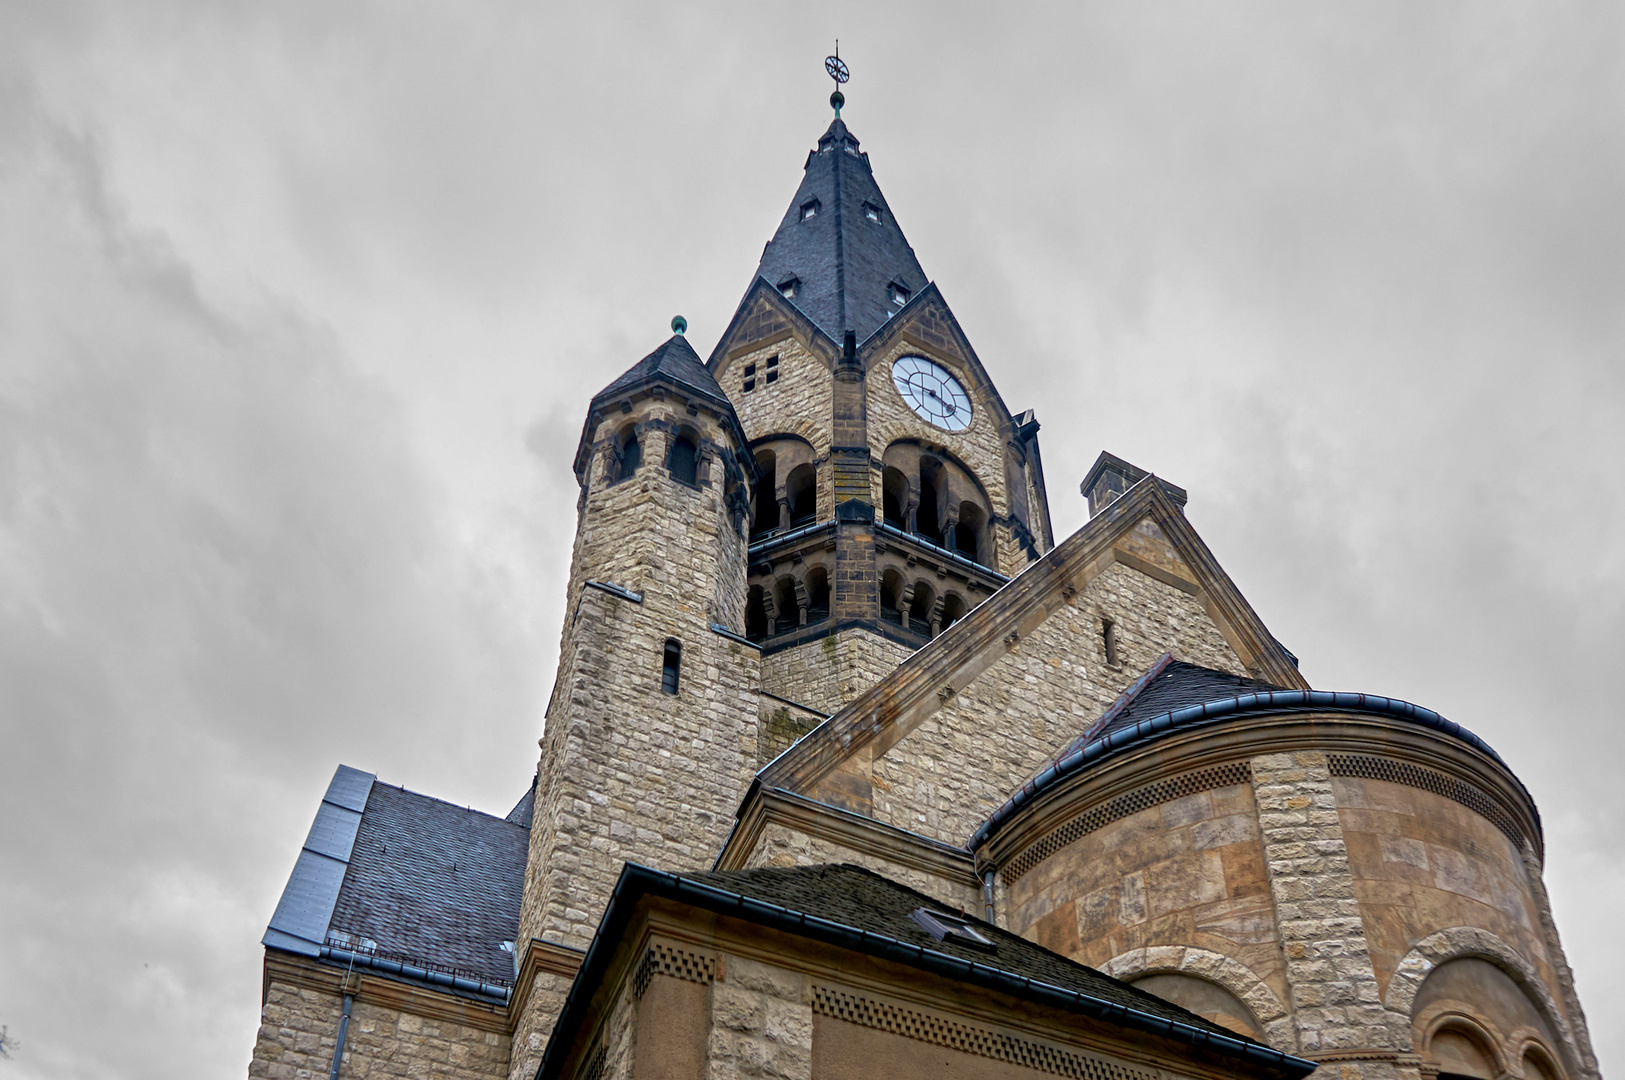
xmin=707 ymin=110 xmax=1056 ymax=723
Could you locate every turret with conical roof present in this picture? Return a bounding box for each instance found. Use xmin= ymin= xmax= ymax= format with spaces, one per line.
xmin=517 ymin=327 xmax=763 ymax=992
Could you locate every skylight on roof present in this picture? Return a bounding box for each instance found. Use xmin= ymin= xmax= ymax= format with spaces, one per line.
xmin=910 ymin=907 xmax=996 ymax=951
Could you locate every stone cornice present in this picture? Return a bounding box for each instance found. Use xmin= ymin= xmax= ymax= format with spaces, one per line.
xmin=756 ymin=477 xmax=1306 ymax=794
xmin=977 ymin=710 xmax=1543 ymax=875
xmin=715 ymin=784 xmax=981 ymax=892
xmin=508 ymin=938 xmax=586 ymax=1024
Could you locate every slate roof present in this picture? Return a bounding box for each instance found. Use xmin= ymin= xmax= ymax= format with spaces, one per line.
xmin=1078 ymin=655 xmax=1282 ymax=748
xmin=505 ymin=774 xmax=537 ymax=827
xmin=684 ymin=863 xmax=1241 ymax=1038
xmin=753 ymin=118 xmax=930 ymax=343
xmin=326 ymin=782 xmax=528 ymax=985
xmin=591 ymin=334 xmax=730 ymax=410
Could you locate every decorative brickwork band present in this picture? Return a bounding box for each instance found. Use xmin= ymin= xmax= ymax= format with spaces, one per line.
xmin=632 ymin=943 xmax=716 ymax=998
xmin=811 ymin=985 xmax=1157 ymax=1080
xmin=1326 ymin=754 xmax=1524 ymax=849
xmin=1001 ymin=762 xmax=1252 ymax=884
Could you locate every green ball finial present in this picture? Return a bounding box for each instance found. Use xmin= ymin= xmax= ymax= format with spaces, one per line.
xmin=671 ymin=315 xmax=687 ymax=336
xmin=830 ymin=90 xmax=845 ymax=118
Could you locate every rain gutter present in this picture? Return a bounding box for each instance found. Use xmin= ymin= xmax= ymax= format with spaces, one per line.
xmin=970 ymin=689 xmax=1528 ymax=852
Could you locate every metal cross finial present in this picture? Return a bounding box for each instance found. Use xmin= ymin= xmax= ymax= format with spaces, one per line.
xmin=825 ymin=42 xmax=849 ymax=117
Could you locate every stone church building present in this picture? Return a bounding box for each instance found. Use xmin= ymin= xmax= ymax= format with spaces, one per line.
xmin=249 ymin=92 xmax=1599 ymax=1080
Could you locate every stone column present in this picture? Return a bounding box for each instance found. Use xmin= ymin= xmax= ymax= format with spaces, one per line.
xmin=1250 ymin=751 xmax=1400 ymax=1079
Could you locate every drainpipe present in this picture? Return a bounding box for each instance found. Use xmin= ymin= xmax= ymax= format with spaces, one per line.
xmin=328 ymin=992 xmax=354 ymax=1080
xmin=982 ymin=868 xmax=996 ymax=924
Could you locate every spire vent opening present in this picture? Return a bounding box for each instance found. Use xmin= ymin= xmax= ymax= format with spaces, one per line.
xmin=800 ymin=200 xmax=820 ymax=221
xmin=778 ymin=277 xmax=799 ymax=299
xmin=863 ymin=202 xmax=882 ymax=223
xmin=889 ymin=283 xmax=911 ymax=307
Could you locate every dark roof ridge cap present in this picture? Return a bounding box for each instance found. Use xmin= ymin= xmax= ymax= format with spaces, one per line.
xmin=969 ymin=689 xmax=1528 ymax=852
xmin=1077 ymin=653 xmax=1175 ymax=746
xmin=535 ymin=863 xmax=1316 ymax=1080
xmin=368 ymin=779 xmax=530 ymax=830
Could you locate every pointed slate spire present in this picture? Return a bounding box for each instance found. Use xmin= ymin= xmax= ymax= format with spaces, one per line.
xmin=754 ymin=118 xmax=930 ymax=344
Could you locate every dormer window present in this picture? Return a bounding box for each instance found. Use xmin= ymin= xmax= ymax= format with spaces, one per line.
xmin=863 ymin=202 xmax=881 ymax=223
xmin=889 ymin=282 xmax=911 ymax=307
xmin=910 ymin=908 xmax=996 ymax=951
xmin=778 ymin=277 xmax=799 ymax=299
xmin=800 ymin=200 xmax=820 ymax=221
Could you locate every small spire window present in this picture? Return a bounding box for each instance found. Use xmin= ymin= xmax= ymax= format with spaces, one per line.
xmin=668 ymin=432 xmax=699 ymax=486
xmin=863 ymin=202 xmax=881 ymax=223
xmin=800 ymin=200 xmax=820 ymax=221
xmin=889 ymin=283 xmax=911 ymax=307
xmin=661 ymin=639 xmax=681 ymax=695
xmin=778 ymin=277 xmax=799 ymax=299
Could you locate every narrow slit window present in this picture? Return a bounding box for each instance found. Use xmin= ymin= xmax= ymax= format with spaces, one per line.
xmin=1102 ymin=618 xmax=1119 ymax=665
xmin=661 ymin=639 xmax=681 ymax=694
xmin=764 ymin=356 xmax=779 ymax=384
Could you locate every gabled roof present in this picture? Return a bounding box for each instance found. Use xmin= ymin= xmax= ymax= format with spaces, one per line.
xmin=756 ymin=474 xmax=1308 ymax=797
xmin=750 ymin=118 xmax=930 ymax=343
xmin=537 ymin=862 xmax=1316 ymax=1080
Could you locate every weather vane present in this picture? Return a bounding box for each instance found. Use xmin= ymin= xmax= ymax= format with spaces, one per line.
xmin=825 ymin=41 xmax=849 ymax=118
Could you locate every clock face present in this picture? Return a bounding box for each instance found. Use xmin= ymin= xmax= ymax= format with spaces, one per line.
xmin=892 ymin=356 xmax=972 ymax=431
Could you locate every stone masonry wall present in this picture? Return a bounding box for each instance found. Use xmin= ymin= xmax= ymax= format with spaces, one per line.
xmin=1250 ymin=751 xmax=1398 ymax=1064
xmin=723 ymin=337 xmax=836 ymax=519
xmin=251 ymin=979 xmax=508 ymax=1080
xmin=709 ymin=953 xmax=814 ymax=1080
xmin=742 ymin=821 xmax=981 ymax=912
xmin=868 ymin=564 xmax=1247 ymax=845
xmin=1332 ymin=777 xmax=1558 ymax=1010
xmin=1000 ymin=778 xmax=1288 ymax=1045
xmin=507 ymin=971 xmax=574 ymax=1080
xmin=760 ymin=628 xmax=911 ymax=717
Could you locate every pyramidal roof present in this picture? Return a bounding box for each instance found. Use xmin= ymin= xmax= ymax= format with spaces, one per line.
xmin=753 ymin=117 xmax=930 ymax=343
xmin=592 ymin=333 xmax=729 ymax=409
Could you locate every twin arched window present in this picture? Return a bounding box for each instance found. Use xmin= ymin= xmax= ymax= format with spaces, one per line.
xmin=610 ymin=427 xmax=701 ymax=487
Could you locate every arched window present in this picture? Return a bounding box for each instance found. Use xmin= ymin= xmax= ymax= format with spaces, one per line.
xmin=880 ymin=570 xmax=903 ymax=626
xmin=806 ymin=567 xmax=831 ymax=625
xmin=661 ymin=639 xmax=681 ymax=694
xmin=954 ymin=501 xmax=985 ymax=563
xmin=942 ymin=593 xmax=968 ymax=631
xmin=882 ymin=467 xmax=909 ymax=529
xmin=773 ymin=576 xmax=799 ymax=635
xmin=753 ymin=450 xmax=778 ymax=537
xmin=745 ymin=586 xmax=769 ymax=643
xmin=786 ymin=463 xmax=817 ymax=526
xmin=668 ymin=432 xmax=699 ymax=486
xmin=614 ymin=427 xmax=641 ymax=484
xmin=908 ymin=582 xmax=936 ymax=638
xmin=917 ymin=462 xmax=944 ymax=547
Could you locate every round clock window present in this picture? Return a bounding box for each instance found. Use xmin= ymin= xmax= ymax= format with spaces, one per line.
xmin=892 ymin=356 xmax=972 ymax=431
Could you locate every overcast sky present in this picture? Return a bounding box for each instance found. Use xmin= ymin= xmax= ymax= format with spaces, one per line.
xmin=1 ymin=3 xmax=1620 ymax=1078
